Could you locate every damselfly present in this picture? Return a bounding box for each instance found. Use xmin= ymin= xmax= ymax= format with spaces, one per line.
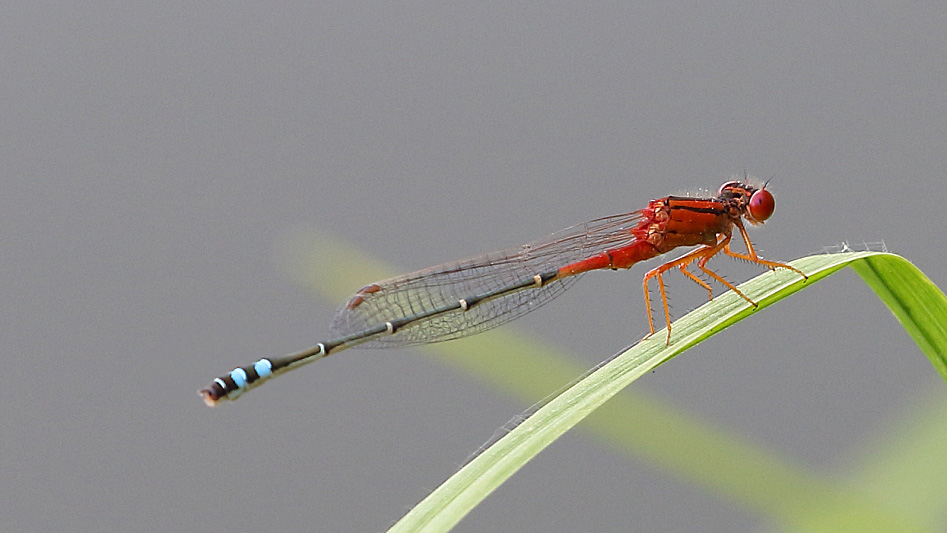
xmin=200 ymin=179 xmax=806 ymax=406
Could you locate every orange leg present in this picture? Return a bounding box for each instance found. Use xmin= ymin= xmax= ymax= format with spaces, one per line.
xmin=642 ymin=236 xmax=730 ymax=345
xmin=730 ymin=221 xmax=809 ymax=280
xmin=679 ymin=263 xmax=714 ymax=300
xmin=696 ymin=247 xmax=757 ymax=307
xmin=643 ymin=223 xmax=808 ymax=346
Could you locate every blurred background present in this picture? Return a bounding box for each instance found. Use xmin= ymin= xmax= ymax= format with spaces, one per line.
xmin=3 ymin=2 xmax=946 ymax=531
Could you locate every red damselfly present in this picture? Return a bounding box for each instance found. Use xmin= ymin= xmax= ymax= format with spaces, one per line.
xmin=200 ymin=179 xmax=806 ymax=406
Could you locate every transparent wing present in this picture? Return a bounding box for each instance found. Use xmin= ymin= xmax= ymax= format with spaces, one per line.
xmin=329 ymin=211 xmax=645 ymax=347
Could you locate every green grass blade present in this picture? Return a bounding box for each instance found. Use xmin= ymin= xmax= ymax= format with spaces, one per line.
xmin=277 ymin=233 xmax=946 ymax=531
xmin=849 ymin=255 xmax=947 ymax=379
xmin=381 ymin=252 xmax=947 ymax=532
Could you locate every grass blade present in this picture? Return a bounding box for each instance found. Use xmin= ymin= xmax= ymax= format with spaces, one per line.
xmin=278 ymin=234 xmax=945 ymax=531
xmin=383 ymin=251 xmax=947 ymax=532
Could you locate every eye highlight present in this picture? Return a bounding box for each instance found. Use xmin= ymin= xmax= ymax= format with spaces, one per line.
xmin=748 ymin=189 xmax=775 ymax=222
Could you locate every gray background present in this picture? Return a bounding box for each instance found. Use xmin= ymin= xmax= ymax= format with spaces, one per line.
xmin=4 ymin=2 xmax=946 ymax=532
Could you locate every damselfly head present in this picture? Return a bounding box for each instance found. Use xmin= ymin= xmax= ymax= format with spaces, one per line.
xmin=717 ymin=180 xmax=775 ymax=225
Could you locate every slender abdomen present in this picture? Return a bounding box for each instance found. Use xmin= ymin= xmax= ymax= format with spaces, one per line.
xmin=557 ymin=240 xmax=659 ymax=277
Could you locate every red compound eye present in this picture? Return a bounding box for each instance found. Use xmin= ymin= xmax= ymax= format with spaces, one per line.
xmin=748 ymin=189 xmax=775 ymax=222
